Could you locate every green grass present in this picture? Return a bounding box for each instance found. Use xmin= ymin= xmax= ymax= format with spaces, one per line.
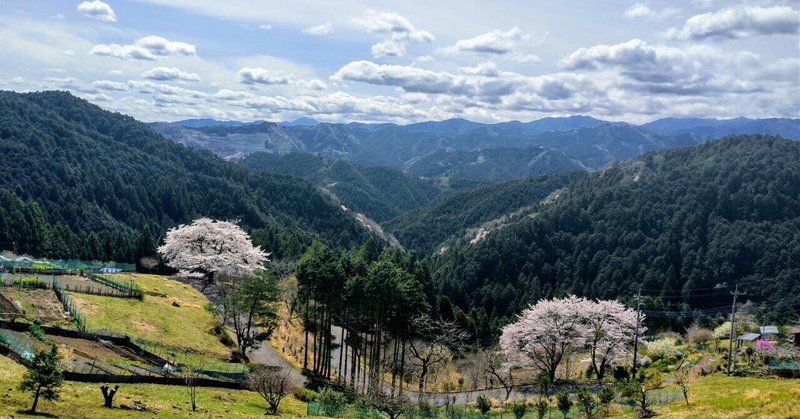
xmin=652 ymin=374 xmax=800 ymax=419
xmin=69 ymin=274 xmax=232 ymax=361
xmin=0 ymin=354 xmax=308 ymax=418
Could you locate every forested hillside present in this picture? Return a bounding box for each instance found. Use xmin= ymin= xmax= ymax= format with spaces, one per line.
xmin=404 ymin=147 xmax=587 ymax=182
xmin=241 ymin=152 xmax=440 ymax=222
xmin=386 ymin=172 xmax=587 ymax=257
xmin=0 ymin=91 xmax=368 ymax=262
xmin=430 ymin=136 xmax=800 ymax=340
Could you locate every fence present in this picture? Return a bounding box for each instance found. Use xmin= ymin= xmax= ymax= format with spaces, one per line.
xmin=0 ymin=329 xmax=34 ymax=361
xmin=0 ymin=256 xmax=135 ymax=273
xmin=52 ymin=278 xmax=87 ymax=331
xmin=85 ymin=273 xmax=143 ymax=300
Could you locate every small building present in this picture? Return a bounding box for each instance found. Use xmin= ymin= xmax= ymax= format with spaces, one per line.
xmin=789 ymin=326 xmax=800 ymax=348
xmin=736 ymin=332 xmax=761 ymax=349
xmin=759 ymin=326 xmax=779 ymax=340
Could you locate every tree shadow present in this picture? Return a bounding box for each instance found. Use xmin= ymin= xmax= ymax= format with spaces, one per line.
xmin=15 ymin=409 xmax=58 ymax=418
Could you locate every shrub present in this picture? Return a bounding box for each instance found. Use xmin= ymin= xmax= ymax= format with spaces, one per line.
xmin=612 ymin=365 xmax=630 ymax=382
xmin=536 ymin=399 xmax=548 ymax=419
xmin=646 ymin=337 xmax=678 ymax=360
xmin=293 ymin=387 xmax=319 ymax=402
xmin=686 ymin=322 xmax=713 ymax=348
xmin=713 ymin=322 xmax=731 ymax=340
xmin=511 ymin=401 xmax=527 ymax=419
xmin=557 ymin=390 xmax=572 ymax=418
xmin=598 ymin=386 xmax=615 ymax=406
xmin=28 ymin=324 xmax=51 ymax=344
xmin=576 ymin=387 xmax=596 ymax=418
xmin=417 ymin=400 xmax=437 ymax=418
xmin=318 ymin=387 xmax=348 ymax=417
xmin=476 ymin=395 xmax=492 ymax=414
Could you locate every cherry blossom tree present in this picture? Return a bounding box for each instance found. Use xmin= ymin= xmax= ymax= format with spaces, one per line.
xmin=500 ymin=296 xmax=640 ymax=382
xmin=582 ymin=299 xmax=641 ymax=380
xmin=500 ymin=295 xmax=589 ymax=382
xmin=157 ymin=218 xmax=269 ymax=287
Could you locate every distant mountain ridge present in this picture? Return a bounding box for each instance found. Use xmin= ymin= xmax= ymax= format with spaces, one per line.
xmin=151 ymin=116 xmax=799 ymax=184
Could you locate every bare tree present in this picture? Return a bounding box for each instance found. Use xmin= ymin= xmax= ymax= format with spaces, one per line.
xmin=365 ymin=388 xmax=411 ymax=419
xmin=673 ymin=366 xmax=696 ymax=406
xmin=183 ymin=366 xmax=201 ymax=412
xmin=482 ymin=347 xmax=515 ymax=401
xmin=248 ymin=366 xmax=293 ymax=415
xmin=407 ymin=314 xmax=469 ymax=393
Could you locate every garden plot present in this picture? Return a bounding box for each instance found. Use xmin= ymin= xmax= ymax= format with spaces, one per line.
xmin=0 ymin=288 xmax=67 ymax=325
xmin=0 ymin=293 xmax=23 ymax=320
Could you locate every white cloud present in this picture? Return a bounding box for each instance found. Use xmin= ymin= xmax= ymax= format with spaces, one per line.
xmin=443 ymin=27 xmax=528 ymax=55
xmin=129 ymin=80 xmax=208 ymax=100
xmin=237 ymin=67 xmax=293 ymax=84
xmin=352 ymin=11 xmax=434 ymax=58
xmin=302 ymin=22 xmax=333 ymax=36
xmin=259 ymin=24 xmax=272 ymax=30
xmin=332 ymin=60 xmax=517 ymax=99
xmin=623 ymin=3 xmax=680 ymax=19
xmin=77 ymin=0 xmax=117 ymax=22
xmin=93 ymin=80 xmax=128 ymax=91
xmin=439 ymin=27 xmax=541 ymax=63
xmin=560 ymin=39 xmax=797 ymax=97
xmin=92 ymin=36 xmax=197 ymax=60
xmin=665 ymin=6 xmax=799 ymax=40
xmin=142 ymin=66 xmax=201 ymax=82
xmin=460 ymin=62 xmax=500 ymax=77
xmin=297 ymin=78 xmax=327 ymax=91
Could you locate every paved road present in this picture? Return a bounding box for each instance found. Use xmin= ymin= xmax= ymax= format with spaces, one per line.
xmin=247 ymin=340 xmax=307 ymax=387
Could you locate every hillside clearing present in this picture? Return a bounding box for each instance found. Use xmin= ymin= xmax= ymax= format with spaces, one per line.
xmin=69 ymin=273 xmax=232 ymax=361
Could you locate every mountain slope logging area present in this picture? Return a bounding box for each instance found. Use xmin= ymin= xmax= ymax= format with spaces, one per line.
xmin=0 ymin=91 xmax=797 ymax=418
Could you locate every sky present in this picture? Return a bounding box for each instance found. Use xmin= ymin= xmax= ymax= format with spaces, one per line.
xmin=0 ymin=0 xmax=798 ymax=124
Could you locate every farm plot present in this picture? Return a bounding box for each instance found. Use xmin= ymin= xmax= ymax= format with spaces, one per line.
xmin=0 ymin=293 xmax=23 ymax=320
xmin=0 ymin=288 xmax=67 ymax=325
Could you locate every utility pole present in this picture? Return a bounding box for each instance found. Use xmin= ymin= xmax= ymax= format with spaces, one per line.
xmin=632 ymin=288 xmax=643 ymax=380
xmin=727 ymin=284 xmax=746 ymax=375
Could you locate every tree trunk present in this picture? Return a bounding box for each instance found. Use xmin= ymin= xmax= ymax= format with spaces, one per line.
xmin=398 ymin=338 xmax=406 ymax=396
xmin=303 ymin=299 xmax=309 ymax=370
xmin=101 ymin=384 xmax=119 ymax=408
xmin=30 ymin=387 xmax=41 ymax=413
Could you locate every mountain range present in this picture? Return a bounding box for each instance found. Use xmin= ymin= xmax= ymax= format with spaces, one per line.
xmin=151 ymin=116 xmax=800 ymax=186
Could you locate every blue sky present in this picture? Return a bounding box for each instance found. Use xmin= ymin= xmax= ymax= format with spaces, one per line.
xmin=1 ymin=0 xmax=798 ymax=123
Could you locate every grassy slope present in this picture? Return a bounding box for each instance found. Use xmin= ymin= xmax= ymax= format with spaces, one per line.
xmin=653 ymin=374 xmax=800 ymax=419
xmin=69 ymin=274 xmax=231 ymax=361
xmin=0 ymin=355 xmax=307 ymax=418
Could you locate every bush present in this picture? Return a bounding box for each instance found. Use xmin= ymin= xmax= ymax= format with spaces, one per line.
xmin=686 ymin=322 xmax=713 ymax=348
xmin=536 ymin=399 xmax=548 ymax=419
xmin=293 ymin=387 xmax=319 ymax=402
xmin=576 ymin=387 xmax=596 ymax=418
xmin=28 ymin=323 xmax=51 ymax=344
xmin=613 ymin=365 xmax=630 ymax=381
xmin=476 ymin=395 xmax=492 ymax=414
xmin=713 ymin=322 xmax=731 ymax=340
xmin=557 ymin=390 xmax=572 ymax=418
xmin=511 ymin=401 xmax=527 ymax=419
xmin=598 ymin=387 xmax=615 ymax=406
xmin=318 ymin=387 xmax=348 ymax=417
xmin=417 ymin=400 xmax=437 ymax=418
xmin=646 ymin=337 xmax=678 ymax=360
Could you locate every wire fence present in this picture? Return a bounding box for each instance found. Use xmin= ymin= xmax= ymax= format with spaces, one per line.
xmin=0 ymin=329 xmax=34 ymax=361
xmin=85 ymin=273 xmax=143 ymax=299
xmin=52 ymin=277 xmax=86 ymax=331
